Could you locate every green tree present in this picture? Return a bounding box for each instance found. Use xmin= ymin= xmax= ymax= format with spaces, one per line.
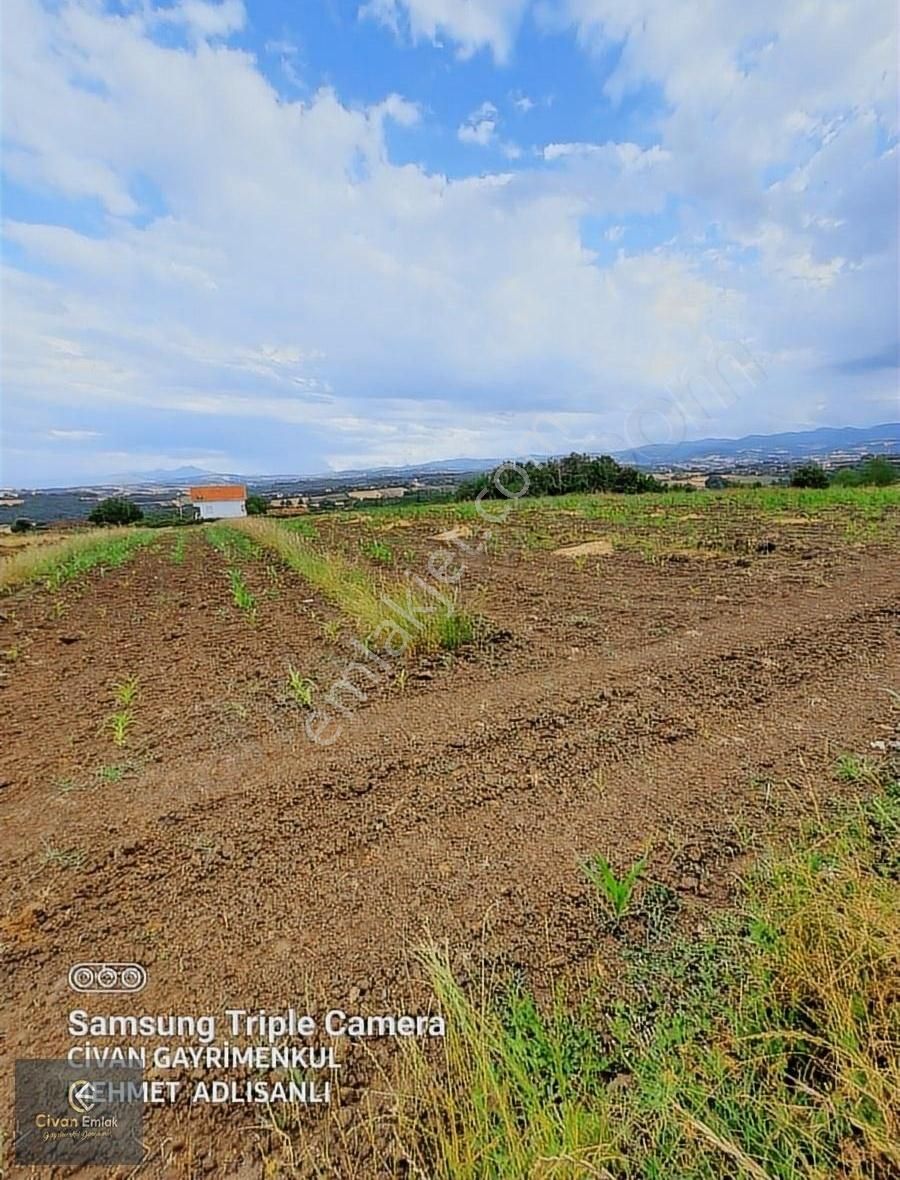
xmin=455 ymin=453 xmax=662 ymax=502
xmin=88 ymin=497 xmax=144 ymax=525
xmin=830 ymin=467 xmax=861 ymax=487
xmin=246 ymin=494 xmax=269 ymax=516
xmin=856 ymin=456 xmax=898 ymax=486
xmin=790 ymin=463 xmax=829 ymax=489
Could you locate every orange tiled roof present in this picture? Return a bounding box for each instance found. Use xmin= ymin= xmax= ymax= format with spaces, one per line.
xmin=189 ymin=485 xmax=247 ymax=502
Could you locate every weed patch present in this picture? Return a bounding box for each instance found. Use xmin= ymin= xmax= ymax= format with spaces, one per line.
xmin=286 ymin=665 xmax=315 ymax=708
xmin=360 ymin=537 xmax=394 ymax=564
xmin=227 ymin=567 xmax=257 ymax=617
xmin=204 ymin=524 xmax=262 ymax=562
xmin=231 ymin=518 xmax=477 ymax=653
xmin=0 ymin=528 xmax=157 ymax=594
xmin=40 ymin=841 xmax=87 ymax=871
xmin=392 ymin=772 xmax=900 ymax=1179
xmin=169 ymin=533 xmax=189 ymax=564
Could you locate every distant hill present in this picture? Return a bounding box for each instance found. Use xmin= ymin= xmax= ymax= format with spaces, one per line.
xmin=11 ymin=423 xmax=900 ymax=493
xmin=105 ymin=465 xmax=248 ymax=486
xmin=613 ymin=423 xmax=900 ymax=467
xmin=102 ymin=458 xmax=501 ymax=486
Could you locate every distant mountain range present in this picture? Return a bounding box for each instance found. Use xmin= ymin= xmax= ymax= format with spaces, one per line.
xmin=21 ymin=422 xmax=900 ymax=491
xmin=613 ymin=423 xmax=900 ymax=466
xmin=102 ymin=458 xmax=500 ymax=487
xmin=104 ymin=464 xmax=249 ymax=486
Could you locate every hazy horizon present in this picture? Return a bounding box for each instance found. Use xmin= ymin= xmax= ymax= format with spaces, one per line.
xmin=4 ymin=420 xmax=897 ymax=492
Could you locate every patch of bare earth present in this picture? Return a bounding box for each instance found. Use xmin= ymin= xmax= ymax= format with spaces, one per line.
xmin=0 ymin=523 xmax=898 ymax=1176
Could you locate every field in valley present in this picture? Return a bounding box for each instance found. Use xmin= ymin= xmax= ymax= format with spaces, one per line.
xmin=1 ymin=486 xmax=898 ymax=1178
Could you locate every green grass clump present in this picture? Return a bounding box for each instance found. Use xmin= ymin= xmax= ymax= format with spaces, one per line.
xmin=286 ymin=665 xmax=315 ymax=708
xmin=833 ymin=752 xmax=882 ymax=785
xmin=226 ymin=567 xmax=256 ymax=616
xmin=112 ymin=675 xmax=139 ymax=708
xmin=360 ymin=537 xmax=394 ymax=564
xmin=391 ymin=775 xmax=900 ymax=1180
xmin=96 ymin=763 xmax=131 ymax=784
xmin=397 ymin=956 xmax=618 ymax=1179
xmin=107 ymin=710 xmax=132 ymax=746
xmin=230 ymin=518 xmax=476 ymax=653
xmin=282 ymin=517 xmax=319 ymax=539
xmin=106 ymin=677 xmax=140 ymax=746
xmin=582 ymin=852 xmax=647 ymax=921
xmin=169 ymin=533 xmax=189 ymax=564
xmin=0 ymin=528 xmax=157 ymax=594
xmin=204 ymin=524 xmax=262 ymax=561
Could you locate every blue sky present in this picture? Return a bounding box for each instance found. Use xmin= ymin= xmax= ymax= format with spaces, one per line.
xmin=1 ymin=0 xmax=897 ymax=485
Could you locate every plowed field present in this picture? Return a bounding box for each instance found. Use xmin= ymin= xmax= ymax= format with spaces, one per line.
xmin=2 ymin=490 xmax=898 ymax=1176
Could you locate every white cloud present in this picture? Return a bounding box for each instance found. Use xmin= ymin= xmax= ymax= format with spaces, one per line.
xmin=458 ymin=101 xmax=499 ymax=145
xmin=361 ymin=0 xmax=530 ymax=63
xmin=559 ymin=1 xmax=897 ymax=240
xmin=153 ymin=0 xmax=246 ymax=40
xmin=0 ymin=0 xmax=896 ymax=483
xmin=48 ymin=429 xmax=101 ymax=441
xmin=372 ymin=93 xmax=421 ymax=127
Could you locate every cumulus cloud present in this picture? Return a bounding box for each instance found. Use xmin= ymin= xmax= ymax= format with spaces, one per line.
xmin=361 ymin=0 xmax=530 ymax=62
xmin=153 ymin=0 xmax=246 ymax=40
xmin=0 ymin=0 xmax=897 ymax=483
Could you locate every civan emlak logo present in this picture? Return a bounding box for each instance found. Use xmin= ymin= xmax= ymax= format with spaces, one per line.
xmin=15 ymin=1060 xmax=144 ymax=1165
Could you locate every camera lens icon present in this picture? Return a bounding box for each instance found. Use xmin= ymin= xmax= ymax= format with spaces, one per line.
xmin=118 ymin=966 xmax=144 ymax=990
xmin=70 ymin=965 xmax=96 ymax=991
xmin=96 ymin=966 xmax=119 ymax=990
xmin=68 ymin=962 xmax=147 ymax=993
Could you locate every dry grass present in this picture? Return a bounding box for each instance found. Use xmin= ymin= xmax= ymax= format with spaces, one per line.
xmin=0 ymin=527 xmax=157 ymax=593
xmin=228 ymin=517 xmax=477 ymax=652
xmin=388 ymin=769 xmax=899 ymax=1179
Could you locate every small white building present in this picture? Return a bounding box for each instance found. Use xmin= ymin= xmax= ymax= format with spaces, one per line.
xmin=189 ymin=484 xmax=247 ymax=520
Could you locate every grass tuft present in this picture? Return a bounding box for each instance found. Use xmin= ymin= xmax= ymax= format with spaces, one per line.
xmin=391 ymin=775 xmax=900 ymax=1179
xmin=228 ymin=518 xmax=477 ymax=654
xmin=0 ymin=528 xmax=157 ymax=594
xmin=581 ymin=853 xmax=647 ymax=922
xmin=227 ymin=567 xmax=257 ymax=617
xmin=286 ymin=665 xmax=315 ymax=708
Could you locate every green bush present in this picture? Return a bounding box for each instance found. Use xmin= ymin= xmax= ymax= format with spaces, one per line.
xmin=832 ymin=456 xmax=898 ymax=488
xmin=88 ymin=497 xmax=144 ymax=525
xmin=456 ymin=453 xmax=663 ymax=501
xmin=246 ymin=494 xmax=269 ymax=516
xmin=790 ymin=462 xmax=829 ymax=488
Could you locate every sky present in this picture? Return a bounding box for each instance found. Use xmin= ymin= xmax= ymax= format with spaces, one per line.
xmin=1 ymin=0 xmax=898 ymax=486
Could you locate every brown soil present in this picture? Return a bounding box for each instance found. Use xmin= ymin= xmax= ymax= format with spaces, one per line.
xmin=1 ymin=519 xmax=898 ymax=1177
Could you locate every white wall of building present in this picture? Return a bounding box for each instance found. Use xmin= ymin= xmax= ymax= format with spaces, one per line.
xmin=196 ymin=500 xmax=246 ymax=520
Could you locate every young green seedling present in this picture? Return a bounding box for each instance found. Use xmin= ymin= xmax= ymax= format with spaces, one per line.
xmin=286 ymin=665 xmax=315 ymax=708
xmin=108 ymin=710 xmax=132 ymax=747
xmin=581 ymin=853 xmax=647 ymax=921
xmin=227 ymin=567 xmax=257 ymax=616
